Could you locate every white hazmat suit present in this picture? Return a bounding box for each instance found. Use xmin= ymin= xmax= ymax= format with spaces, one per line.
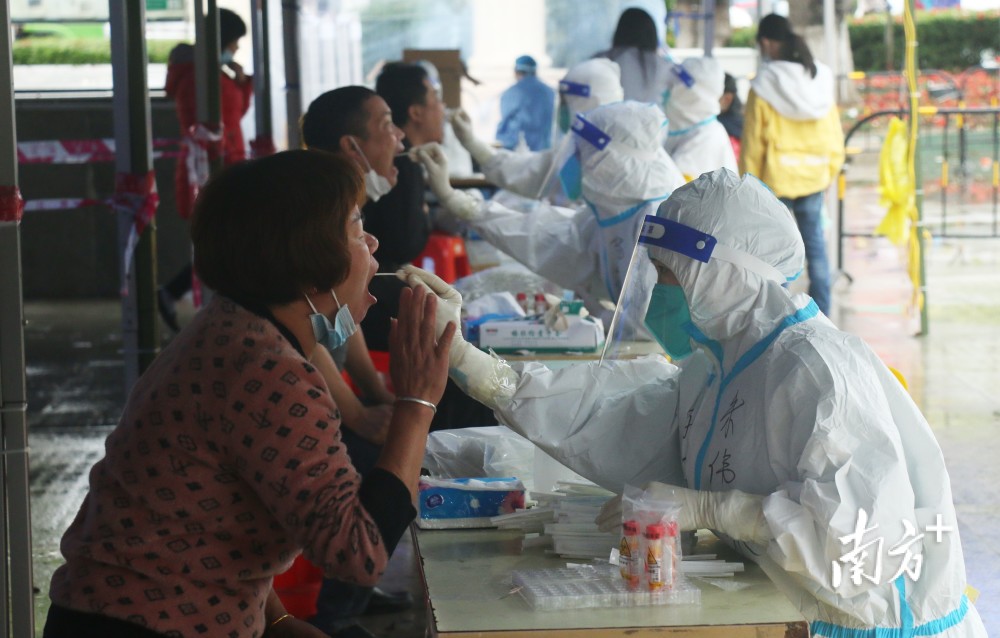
xmin=418 ymin=101 xmax=685 ymax=330
xmin=663 ymin=57 xmax=738 ymax=180
xmin=400 ymin=168 xmax=986 ymax=637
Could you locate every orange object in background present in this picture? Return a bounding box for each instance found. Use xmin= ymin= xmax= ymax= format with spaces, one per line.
xmin=413 ymin=232 xmax=471 ymax=284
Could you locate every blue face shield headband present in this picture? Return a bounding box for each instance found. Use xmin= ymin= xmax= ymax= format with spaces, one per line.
xmin=672 ymin=64 xmax=695 ymax=88
xmin=558 ymin=113 xmax=612 ymax=201
xmin=559 ymin=80 xmax=591 ymax=98
xmin=639 ymin=214 xmax=789 ymax=284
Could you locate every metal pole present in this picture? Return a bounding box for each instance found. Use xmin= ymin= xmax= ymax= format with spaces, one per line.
xmin=904 ymin=0 xmax=928 ymax=335
xmin=0 ymin=0 xmax=35 ymax=634
xmin=701 ymin=0 xmax=715 ymax=57
xmin=110 ymin=0 xmax=160 ymax=392
xmin=283 ymin=0 xmax=302 ymax=150
xmin=251 ymin=0 xmax=273 ymax=147
xmin=824 ymin=0 xmax=837 ymax=98
xmin=194 ymin=0 xmax=224 ymax=172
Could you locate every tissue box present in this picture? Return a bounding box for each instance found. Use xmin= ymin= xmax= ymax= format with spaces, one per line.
xmin=478 ymin=315 xmax=605 ymax=353
xmin=417 ymin=477 xmax=526 ymax=529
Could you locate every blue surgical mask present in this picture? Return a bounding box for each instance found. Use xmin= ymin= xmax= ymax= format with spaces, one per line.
xmin=306 ymin=291 xmax=357 ymax=368
xmin=558 ymin=152 xmax=583 ymax=201
xmin=644 ymin=283 xmax=694 ymax=360
xmin=220 ymin=50 xmax=234 ymax=65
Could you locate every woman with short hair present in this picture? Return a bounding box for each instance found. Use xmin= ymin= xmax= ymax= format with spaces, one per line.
xmin=43 ymin=150 xmax=454 ymax=638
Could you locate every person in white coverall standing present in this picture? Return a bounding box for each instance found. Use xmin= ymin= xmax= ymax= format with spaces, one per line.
xmin=398 ymin=168 xmax=986 ymax=637
xmin=663 ymin=56 xmax=738 ymax=180
xmin=415 ymin=101 xmax=685 ymax=333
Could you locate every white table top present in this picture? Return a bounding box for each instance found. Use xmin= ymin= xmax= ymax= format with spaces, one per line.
xmin=413 ymin=526 xmax=807 ymax=638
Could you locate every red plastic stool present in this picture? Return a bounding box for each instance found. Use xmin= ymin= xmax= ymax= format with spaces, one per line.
xmin=273 ymin=554 xmax=323 ymax=619
xmin=342 ymin=350 xmax=393 ymax=397
xmin=413 ymin=232 xmax=471 ymax=284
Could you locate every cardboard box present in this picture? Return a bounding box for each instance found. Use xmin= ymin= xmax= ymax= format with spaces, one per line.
xmin=477 ymin=315 xmax=605 ymax=354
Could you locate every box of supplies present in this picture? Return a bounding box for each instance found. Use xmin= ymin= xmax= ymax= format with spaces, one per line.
xmin=477 ymin=315 xmax=605 ymax=353
xmin=417 ymin=477 xmax=526 ymax=529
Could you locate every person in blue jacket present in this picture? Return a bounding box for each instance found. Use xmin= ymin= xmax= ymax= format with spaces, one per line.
xmin=496 ymin=55 xmax=556 ymax=151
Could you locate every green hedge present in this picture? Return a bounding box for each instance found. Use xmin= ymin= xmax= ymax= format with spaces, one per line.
xmin=13 ymin=37 xmax=180 ymax=65
xmin=728 ymin=11 xmax=1000 ymax=72
xmin=850 ymin=11 xmax=999 ymax=72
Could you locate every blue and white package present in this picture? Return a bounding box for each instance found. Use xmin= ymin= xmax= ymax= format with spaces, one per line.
xmin=417 ymin=477 xmax=526 ymax=529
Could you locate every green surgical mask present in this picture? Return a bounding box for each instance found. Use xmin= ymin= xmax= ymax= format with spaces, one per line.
xmin=644 ymin=283 xmax=693 ymax=360
xmin=557 ymin=103 xmax=571 ymax=134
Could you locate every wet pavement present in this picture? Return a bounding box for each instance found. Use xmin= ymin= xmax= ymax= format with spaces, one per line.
xmin=20 ymin=215 xmax=1000 ymax=636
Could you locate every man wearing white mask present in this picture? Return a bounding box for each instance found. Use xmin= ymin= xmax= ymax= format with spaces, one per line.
xmin=452 ymin=58 xmax=626 ymax=201
xmin=663 ymin=56 xmax=738 ymax=180
xmin=416 ymin=101 xmax=685 ymax=335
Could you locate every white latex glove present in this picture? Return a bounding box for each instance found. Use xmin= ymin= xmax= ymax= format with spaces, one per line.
xmin=397 ymin=264 xmax=518 ymax=409
xmin=396 ymin=264 xmax=461 ymax=340
xmin=413 ymin=143 xmax=481 ymax=221
xmin=542 ymin=294 xmax=569 ymax=332
xmin=595 ymin=482 xmax=772 ymax=545
xmin=450 ymin=109 xmax=496 ymax=166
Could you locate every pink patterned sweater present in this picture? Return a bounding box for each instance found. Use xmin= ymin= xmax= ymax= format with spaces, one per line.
xmin=49 ymin=297 xmax=413 ymax=638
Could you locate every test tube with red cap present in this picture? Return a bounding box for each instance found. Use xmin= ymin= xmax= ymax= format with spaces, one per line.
xmin=644 ymin=522 xmax=666 ymax=591
xmin=619 ymin=520 xmax=640 ymax=589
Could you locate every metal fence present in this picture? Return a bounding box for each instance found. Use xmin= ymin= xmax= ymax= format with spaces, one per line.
xmin=836 ymin=105 xmax=1000 ymax=281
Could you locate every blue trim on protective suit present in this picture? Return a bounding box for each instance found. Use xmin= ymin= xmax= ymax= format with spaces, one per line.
xmin=691 ymin=300 xmax=819 ymax=489
xmin=586 ymin=196 xmax=670 ymax=229
xmin=808 ymin=575 xmax=970 ymax=638
xmin=667 ymin=115 xmax=718 ymax=137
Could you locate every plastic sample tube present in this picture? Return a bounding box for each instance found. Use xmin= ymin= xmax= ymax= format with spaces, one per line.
xmin=644 ymin=523 xmax=666 ymax=591
xmin=619 ymin=519 xmax=640 ymax=589
xmin=665 ymin=521 xmax=678 ymax=589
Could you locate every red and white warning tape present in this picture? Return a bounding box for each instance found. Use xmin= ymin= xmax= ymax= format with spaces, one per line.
xmin=17 ymin=138 xmax=182 ymax=164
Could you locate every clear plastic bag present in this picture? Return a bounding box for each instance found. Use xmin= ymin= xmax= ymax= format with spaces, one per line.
xmin=422 ymin=426 xmax=535 ymax=486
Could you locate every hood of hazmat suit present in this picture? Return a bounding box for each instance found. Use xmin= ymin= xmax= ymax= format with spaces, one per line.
xmin=662 ymin=57 xmax=737 ymax=179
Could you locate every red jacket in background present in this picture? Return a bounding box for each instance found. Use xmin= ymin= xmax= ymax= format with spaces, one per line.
xmin=165 ymin=43 xmax=253 ymax=218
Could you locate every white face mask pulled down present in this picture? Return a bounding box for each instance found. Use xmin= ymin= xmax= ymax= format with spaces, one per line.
xmin=350 ymin=137 xmax=393 ymax=202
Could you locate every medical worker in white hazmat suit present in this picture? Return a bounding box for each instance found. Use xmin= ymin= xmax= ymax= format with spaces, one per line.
xmin=415 ymin=101 xmax=685 ymax=331
xmin=399 ymin=168 xmax=986 ymax=637
xmin=663 ymin=57 xmax=738 ymax=180
xmin=452 ymin=58 xmax=626 ymax=201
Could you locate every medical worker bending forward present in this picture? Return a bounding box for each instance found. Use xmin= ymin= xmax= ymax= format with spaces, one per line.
xmin=453 ymin=58 xmax=625 ymax=201
xmin=416 ymin=101 xmax=684 ymax=332
xmin=399 ymin=169 xmax=986 ymax=636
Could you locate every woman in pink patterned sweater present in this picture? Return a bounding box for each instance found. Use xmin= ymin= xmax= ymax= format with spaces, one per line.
xmin=43 ymin=150 xmax=455 ymax=638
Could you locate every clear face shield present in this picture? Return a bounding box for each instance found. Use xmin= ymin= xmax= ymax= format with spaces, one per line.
xmin=600 ymin=215 xmax=719 ymax=365
xmin=535 ymin=112 xmax=611 ymax=200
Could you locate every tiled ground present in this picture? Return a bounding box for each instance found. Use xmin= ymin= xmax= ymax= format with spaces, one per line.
xmin=19 ymin=226 xmax=1000 ymax=637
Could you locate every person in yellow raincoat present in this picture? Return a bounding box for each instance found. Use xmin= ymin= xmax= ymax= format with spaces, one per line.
xmin=739 ymin=13 xmax=844 ymax=316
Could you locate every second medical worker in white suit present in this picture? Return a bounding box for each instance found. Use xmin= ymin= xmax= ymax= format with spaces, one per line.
xmin=400 ymin=169 xmax=986 ymax=637
xmin=417 ymin=101 xmax=685 ymax=331
xmin=453 ymin=57 xmax=626 ymax=200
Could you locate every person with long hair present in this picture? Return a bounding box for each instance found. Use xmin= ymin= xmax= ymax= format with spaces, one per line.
xmin=594 ymin=8 xmax=673 ymax=106
xmin=739 ymin=13 xmax=844 ymax=316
